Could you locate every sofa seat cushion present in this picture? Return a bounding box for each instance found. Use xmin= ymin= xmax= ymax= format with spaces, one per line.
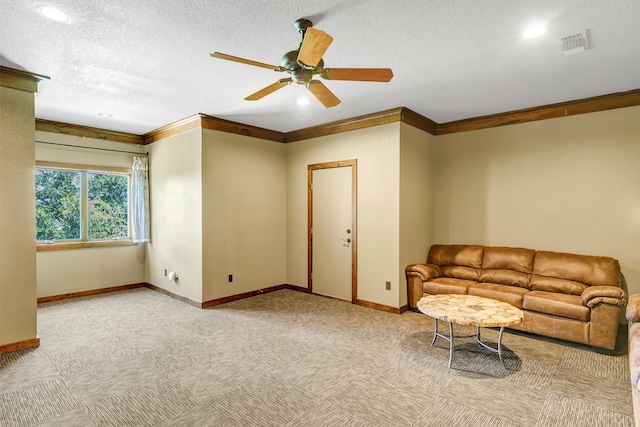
xmin=523 ymin=291 xmax=590 ymax=322
xmin=424 ymin=278 xmax=476 ymax=295
xmin=468 ymin=283 xmax=528 ymax=308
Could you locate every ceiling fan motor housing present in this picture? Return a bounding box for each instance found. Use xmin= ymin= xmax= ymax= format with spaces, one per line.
xmin=281 ymin=50 xmax=300 ymax=70
xmin=281 ymin=50 xmax=324 ymax=84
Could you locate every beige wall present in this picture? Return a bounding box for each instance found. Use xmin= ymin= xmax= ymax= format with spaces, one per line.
xmin=434 ymin=105 xmax=640 ymax=296
xmin=9 ymin=99 xmax=637 ymax=317
xmin=36 ymin=246 xmax=144 ymax=297
xmin=146 ymin=128 xmax=203 ymax=302
xmin=34 ymin=132 xmax=146 ymax=298
xmin=0 ymin=85 xmax=38 ymax=346
xmin=201 ymin=130 xmax=287 ymax=301
xmin=286 ymin=123 xmax=402 ymax=307
xmin=399 ymin=122 xmax=436 ymax=306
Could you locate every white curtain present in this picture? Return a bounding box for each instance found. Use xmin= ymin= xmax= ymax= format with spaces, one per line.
xmin=132 ymin=156 xmax=150 ymax=242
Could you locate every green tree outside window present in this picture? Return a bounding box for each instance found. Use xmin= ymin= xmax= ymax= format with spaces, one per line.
xmin=88 ymin=173 xmax=129 ymax=239
xmin=36 ymin=169 xmax=81 ymax=240
xmin=36 ymin=167 xmax=130 ymax=242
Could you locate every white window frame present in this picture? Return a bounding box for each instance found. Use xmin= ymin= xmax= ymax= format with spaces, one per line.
xmin=36 ymin=161 xmax=136 ymax=251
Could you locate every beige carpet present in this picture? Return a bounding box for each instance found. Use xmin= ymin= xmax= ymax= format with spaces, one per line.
xmin=0 ymin=288 xmax=634 ymax=426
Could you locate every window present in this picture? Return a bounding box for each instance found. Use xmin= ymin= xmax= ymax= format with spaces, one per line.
xmin=35 ymin=162 xmax=133 ymax=249
xmin=87 ymin=172 xmax=129 ymax=240
xmin=35 ymin=168 xmax=81 ymax=241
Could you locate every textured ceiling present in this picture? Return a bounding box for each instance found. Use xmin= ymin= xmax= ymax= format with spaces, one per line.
xmin=1 ymin=1 xmax=639 ymax=135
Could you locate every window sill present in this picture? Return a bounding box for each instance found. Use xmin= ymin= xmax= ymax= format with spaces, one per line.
xmin=36 ymin=240 xmax=138 ymax=252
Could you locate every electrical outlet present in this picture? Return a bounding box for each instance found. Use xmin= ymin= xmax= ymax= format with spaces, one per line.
xmin=228 ymin=274 xmax=233 ymax=283
xmin=386 ymin=281 xmax=391 ymax=290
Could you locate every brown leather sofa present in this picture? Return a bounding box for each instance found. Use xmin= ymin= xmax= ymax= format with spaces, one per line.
xmin=406 ymin=244 xmax=627 ymax=350
xmin=626 ymin=295 xmax=640 ymax=425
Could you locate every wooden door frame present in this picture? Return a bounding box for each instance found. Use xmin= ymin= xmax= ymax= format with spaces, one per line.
xmin=308 ymin=159 xmax=358 ymax=303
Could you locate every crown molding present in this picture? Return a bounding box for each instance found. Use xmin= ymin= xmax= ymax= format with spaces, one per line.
xmin=0 ymin=66 xmax=49 ymax=93
xmin=436 ymin=88 xmax=640 ymax=135
xmin=284 ymin=107 xmax=405 ymax=142
xmin=36 ymin=119 xmax=143 ymax=144
xmin=35 ymin=88 xmax=640 ymax=145
xmin=143 ymin=113 xmax=285 ymax=144
xmin=142 ymin=114 xmax=202 ymax=144
xmin=200 ymin=114 xmax=284 ymax=142
xmin=399 ymin=107 xmax=439 ymax=135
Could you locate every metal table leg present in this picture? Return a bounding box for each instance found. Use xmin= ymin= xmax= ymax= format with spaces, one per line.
xmin=447 ymin=322 xmax=454 ymax=368
xmin=432 ymin=320 xmax=509 ymax=369
xmin=476 ymin=326 xmax=508 ymax=368
xmin=431 ymin=319 xmax=461 ymax=368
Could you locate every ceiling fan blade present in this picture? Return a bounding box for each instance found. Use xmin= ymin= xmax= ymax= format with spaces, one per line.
xmin=245 ymin=78 xmax=292 ymax=101
xmin=306 ymin=80 xmax=341 ymax=108
xmin=210 ymin=52 xmax=285 ymax=72
xmin=321 ymin=68 xmax=394 ymax=82
xmin=297 ymin=27 xmax=333 ymax=68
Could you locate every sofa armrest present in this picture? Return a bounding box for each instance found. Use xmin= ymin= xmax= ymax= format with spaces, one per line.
xmin=405 ymin=264 xmax=442 ymax=282
xmin=626 ymin=294 xmax=640 ymax=323
xmin=581 ymin=286 xmax=628 ymax=309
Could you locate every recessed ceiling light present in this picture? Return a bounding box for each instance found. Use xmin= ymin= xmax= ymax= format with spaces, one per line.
xmin=523 ymin=26 xmax=547 ymax=39
xmin=97 ymin=112 xmax=113 ymax=118
xmin=37 ymin=6 xmax=70 ymax=23
xmin=296 ymin=97 xmax=310 ymax=106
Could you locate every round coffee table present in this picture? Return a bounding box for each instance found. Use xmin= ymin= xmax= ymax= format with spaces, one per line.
xmin=417 ymin=294 xmax=523 ymax=369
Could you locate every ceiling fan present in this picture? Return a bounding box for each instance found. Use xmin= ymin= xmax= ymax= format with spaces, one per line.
xmin=210 ymin=18 xmax=393 ymax=108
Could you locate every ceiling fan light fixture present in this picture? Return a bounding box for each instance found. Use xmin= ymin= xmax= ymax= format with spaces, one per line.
xmin=37 ymin=6 xmax=70 ymax=23
xmin=523 ymin=26 xmax=547 ymax=39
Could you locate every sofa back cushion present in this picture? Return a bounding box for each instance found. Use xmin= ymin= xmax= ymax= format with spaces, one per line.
xmin=480 ymin=246 xmax=535 ymax=288
xmin=427 ymin=244 xmax=483 ymax=281
xmin=530 ymin=251 xmax=621 ymax=295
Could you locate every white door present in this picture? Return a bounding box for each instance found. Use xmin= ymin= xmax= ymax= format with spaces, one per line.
xmin=310 ymin=164 xmax=355 ymax=301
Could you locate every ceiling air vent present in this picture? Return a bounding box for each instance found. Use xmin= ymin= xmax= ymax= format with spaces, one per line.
xmin=562 ymin=30 xmax=591 ymax=55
